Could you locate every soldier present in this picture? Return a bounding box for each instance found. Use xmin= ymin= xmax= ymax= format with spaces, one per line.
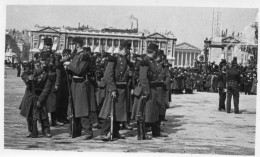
xmin=154 ymin=50 xmax=167 ymax=125
xmin=226 ymin=59 xmax=241 ymax=114
xmin=19 ymin=59 xmax=52 ymax=138
xmin=17 ymin=62 xmax=21 ymax=77
xmin=55 ymin=49 xmax=72 ymax=124
xmin=131 ymin=43 xmax=168 ymax=139
xmin=40 ymin=38 xmax=62 ymax=127
xmin=217 ymin=61 xmax=227 ymax=111
xmin=63 ymin=37 xmax=93 ymax=139
xmin=99 ymin=40 xmax=132 ymax=140
xmin=244 ymin=72 xmax=253 ymax=95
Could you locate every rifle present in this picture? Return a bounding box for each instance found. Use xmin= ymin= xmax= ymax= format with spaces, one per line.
xmin=65 ymin=70 xmax=79 ymax=138
xmin=110 ymin=96 xmax=115 ymax=141
xmin=138 ymin=96 xmax=146 ymax=140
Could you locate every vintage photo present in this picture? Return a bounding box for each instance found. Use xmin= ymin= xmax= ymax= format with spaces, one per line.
xmin=3 ymin=1 xmax=259 ymax=156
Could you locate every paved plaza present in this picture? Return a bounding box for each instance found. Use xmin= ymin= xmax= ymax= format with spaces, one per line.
xmin=4 ymin=69 xmax=256 ymax=155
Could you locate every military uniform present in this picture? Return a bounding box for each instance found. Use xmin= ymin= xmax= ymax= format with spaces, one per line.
xmin=244 ymin=72 xmax=253 ymax=95
xmin=19 ymin=60 xmax=52 ymax=138
xmin=226 ymin=61 xmax=241 ymax=114
xmin=99 ymin=41 xmax=132 ymax=139
xmin=217 ymin=69 xmax=227 ymax=111
xmin=66 ymin=37 xmax=93 ymax=139
xmin=131 ymin=43 xmax=167 ymax=139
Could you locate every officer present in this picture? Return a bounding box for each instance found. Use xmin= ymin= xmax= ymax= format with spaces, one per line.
xmin=40 ymin=38 xmax=62 ymax=127
xmin=217 ymin=60 xmax=227 ymax=111
xmin=99 ymin=40 xmax=132 ymax=141
xmin=63 ymin=37 xmax=93 ymax=139
xmin=131 ymin=43 xmax=168 ymax=139
xmin=226 ymin=59 xmax=241 ymax=114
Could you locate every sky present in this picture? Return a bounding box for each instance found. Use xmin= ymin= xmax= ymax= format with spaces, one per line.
xmin=5 ymin=5 xmax=258 ymax=49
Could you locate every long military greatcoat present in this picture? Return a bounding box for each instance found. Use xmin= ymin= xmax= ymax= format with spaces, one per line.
xmin=99 ymin=55 xmax=129 ymax=122
xmin=67 ymin=50 xmax=91 ymax=118
xmin=131 ymin=56 xmax=160 ymax=123
xmin=19 ymin=66 xmax=49 ymax=119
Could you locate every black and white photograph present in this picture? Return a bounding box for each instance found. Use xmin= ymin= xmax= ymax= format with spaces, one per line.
xmin=1 ymin=0 xmax=259 ymax=156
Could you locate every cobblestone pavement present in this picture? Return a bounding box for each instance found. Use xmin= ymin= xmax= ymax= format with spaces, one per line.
xmin=4 ymin=69 xmax=256 ymax=155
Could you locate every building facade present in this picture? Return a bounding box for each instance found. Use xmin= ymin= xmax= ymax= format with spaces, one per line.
xmin=29 ymin=27 xmax=177 ymax=64
xmin=174 ymin=42 xmax=201 ymax=67
xmin=209 ymin=35 xmax=255 ymax=66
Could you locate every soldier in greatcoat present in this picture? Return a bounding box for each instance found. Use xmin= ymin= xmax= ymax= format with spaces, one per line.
xmin=217 ymin=62 xmax=227 ymax=111
xmin=99 ymin=41 xmax=132 ymax=140
xmin=19 ymin=59 xmax=52 ymax=138
xmin=131 ymin=43 xmax=168 ymax=139
xmin=226 ymin=59 xmax=241 ymax=114
xmin=63 ymin=37 xmax=93 ymax=140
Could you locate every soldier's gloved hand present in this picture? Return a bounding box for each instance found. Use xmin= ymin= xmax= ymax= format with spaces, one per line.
xmin=111 ymin=91 xmax=116 ymax=98
xmin=37 ymin=101 xmax=41 ymax=108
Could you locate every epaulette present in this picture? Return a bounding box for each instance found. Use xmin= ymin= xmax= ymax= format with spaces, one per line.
xmin=107 ymin=56 xmax=117 ymax=62
xmin=139 ymin=59 xmax=149 ymax=66
xmin=80 ymin=52 xmax=91 ymax=61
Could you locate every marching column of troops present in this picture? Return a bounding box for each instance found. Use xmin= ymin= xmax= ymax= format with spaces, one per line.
xmin=19 ymin=37 xmax=170 ymax=140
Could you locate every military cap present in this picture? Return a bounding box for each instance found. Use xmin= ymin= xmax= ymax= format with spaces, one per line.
xmin=102 ymin=52 xmax=111 ymax=58
xmin=71 ymin=37 xmax=84 ymax=45
xmin=62 ymin=49 xmax=72 ymax=54
xmin=83 ymin=47 xmax=91 ymax=52
xmin=231 ymin=60 xmax=238 ymax=66
xmin=147 ymin=43 xmax=158 ymax=52
xmin=120 ymin=40 xmax=132 ymax=50
xmin=44 ymin=38 xmax=53 ymax=45
xmin=132 ymin=54 xmax=140 ymax=59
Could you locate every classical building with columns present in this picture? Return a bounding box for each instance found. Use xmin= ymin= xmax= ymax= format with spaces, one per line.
xmin=174 ymin=42 xmax=201 ymax=67
xmin=29 ymin=26 xmax=177 ymax=64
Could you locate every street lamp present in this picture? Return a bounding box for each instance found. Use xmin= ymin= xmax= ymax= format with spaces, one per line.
xmin=204 ymin=37 xmax=211 ymax=72
xmin=141 ymin=33 xmax=145 ymax=54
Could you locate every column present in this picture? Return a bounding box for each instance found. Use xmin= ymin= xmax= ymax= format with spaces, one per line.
xmin=189 ymin=52 xmax=192 ymax=67
xmin=137 ymin=41 xmax=140 ymax=54
xmin=131 ymin=40 xmax=134 ymax=51
xmin=118 ymin=39 xmax=121 ymax=47
xmin=112 ymin=39 xmax=114 ymax=50
xmin=185 ymin=52 xmax=188 ymax=67
xmin=177 ymin=51 xmax=179 ymax=67
xmin=105 ymin=38 xmax=108 ymax=50
xmin=181 ymin=52 xmax=184 ymax=67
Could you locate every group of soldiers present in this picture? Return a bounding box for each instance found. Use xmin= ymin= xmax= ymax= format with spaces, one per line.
xmin=19 ymin=37 xmax=171 ymax=140
xmin=18 ymin=36 xmax=257 ymax=140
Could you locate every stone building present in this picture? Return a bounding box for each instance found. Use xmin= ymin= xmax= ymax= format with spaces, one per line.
xmin=29 ymin=26 xmax=177 ymax=64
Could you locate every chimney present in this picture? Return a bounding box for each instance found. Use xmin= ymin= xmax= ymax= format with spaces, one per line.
xmin=226 ymin=29 xmax=228 ymax=36
xmin=78 ymin=23 xmax=80 ymax=29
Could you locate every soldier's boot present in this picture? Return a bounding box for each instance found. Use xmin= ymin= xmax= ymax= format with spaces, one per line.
xmin=137 ymin=121 xmax=141 ymax=140
xmin=26 ymin=118 xmax=33 ymax=137
xmin=41 ymin=119 xmax=52 ymax=138
xmin=31 ymin=119 xmax=38 ymax=138
xmin=121 ymin=122 xmax=133 ymax=130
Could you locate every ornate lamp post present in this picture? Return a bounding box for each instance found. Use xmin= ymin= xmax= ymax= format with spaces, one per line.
xmin=141 ymin=33 xmax=145 ymax=54
xmin=204 ymin=37 xmax=211 ymax=73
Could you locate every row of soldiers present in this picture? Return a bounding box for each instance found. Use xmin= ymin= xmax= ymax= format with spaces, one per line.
xmin=19 ymin=37 xmax=171 ymax=140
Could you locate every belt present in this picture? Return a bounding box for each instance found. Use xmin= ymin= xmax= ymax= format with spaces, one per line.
xmin=150 ymin=81 xmax=164 ymax=87
xmin=116 ymin=81 xmax=127 ymax=88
